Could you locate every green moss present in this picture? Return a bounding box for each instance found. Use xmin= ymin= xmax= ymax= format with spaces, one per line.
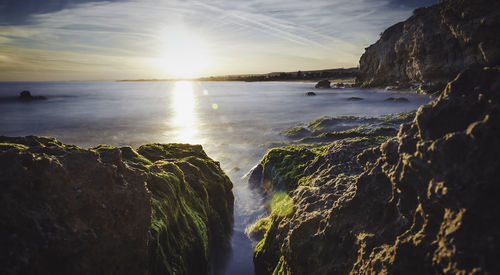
xmin=248 ymin=216 xmax=273 ymax=239
xmin=137 ymin=143 xmax=208 ymax=162
xmin=91 ymin=144 xmax=115 ymax=153
xmin=146 ymin=151 xmax=233 ymax=274
xmin=35 ymin=136 xmax=64 ymax=147
xmin=148 ymin=169 xmax=209 ymax=274
xmin=88 ymin=142 xmax=232 ymax=275
xmin=377 ymin=111 xmax=416 ymax=124
xmin=0 ymin=136 xmax=85 ymax=150
xmin=119 ymin=146 xmax=152 ymax=165
xmin=0 ymin=136 xmax=233 ymax=275
xmin=299 ymin=127 xmax=363 ymax=143
xmin=92 ymin=144 xmax=152 ymax=165
xmin=254 ymin=215 xmax=283 ymax=275
xmin=298 ymin=125 xmax=397 ymax=144
xmin=0 ymin=142 xmax=29 ymax=150
xmin=308 ymin=115 xmax=356 ymax=133
xmin=260 ymin=144 xmax=325 ymax=193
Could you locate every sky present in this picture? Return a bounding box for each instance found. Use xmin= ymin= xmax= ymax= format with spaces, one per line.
xmin=0 ymin=0 xmax=437 ymax=81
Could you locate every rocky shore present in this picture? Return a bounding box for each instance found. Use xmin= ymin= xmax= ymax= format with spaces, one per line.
xmin=249 ymin=0 xmax=500 ymax=273
xmin=250 ymin=66 xmax=500 ymax=274
xmin=0 ymin=137 xmax=233 ymax=275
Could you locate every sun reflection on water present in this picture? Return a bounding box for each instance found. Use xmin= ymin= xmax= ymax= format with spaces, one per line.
xmin=168 ymin=81 xmax=200 ymax=144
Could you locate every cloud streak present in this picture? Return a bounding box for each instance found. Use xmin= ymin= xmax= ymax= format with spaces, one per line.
xmin=0 ymin=0 xmax=437 ymax=81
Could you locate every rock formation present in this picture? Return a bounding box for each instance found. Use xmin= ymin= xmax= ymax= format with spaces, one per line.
xmin=315 ymin=80 xmax=331 ymax=88
xmin=19 ymin=90 xmax=47 ymax=100
xmin=357 ymin=0 xmax=500 ymax=89
xmin=251 ymin=67 xmax=500 ymax=274
xmin=0 ymin=137 xmax=233 ymax=275
xmin=384 ymin=97 xmax=409 ymax=102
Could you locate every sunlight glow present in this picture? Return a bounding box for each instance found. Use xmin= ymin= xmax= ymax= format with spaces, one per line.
xmin=157 ymin=27 xmax=213 ymax=78
xmin=168 ymin=81 xmax=200 ymax=143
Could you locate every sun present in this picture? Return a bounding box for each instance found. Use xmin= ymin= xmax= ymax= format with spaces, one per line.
xmin=156 ymin=27 xmax=212 ymax=78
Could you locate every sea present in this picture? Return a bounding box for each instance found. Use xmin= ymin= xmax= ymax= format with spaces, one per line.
xmin=0 ymin=81 xmax=432 ymax=274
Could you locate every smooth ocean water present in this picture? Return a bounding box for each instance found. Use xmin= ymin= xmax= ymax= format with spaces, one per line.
xmin=0 ymin=81 xmax=432 ymax=274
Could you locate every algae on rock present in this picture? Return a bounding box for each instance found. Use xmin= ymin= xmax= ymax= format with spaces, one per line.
xmin=0 ymin=136 xmax=234 ymax=275
xmin=252 ymin=67 xmax=500 ymax=274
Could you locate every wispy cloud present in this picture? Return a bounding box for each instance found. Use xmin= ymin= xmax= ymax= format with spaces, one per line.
xmin=0 ymin=0 xmax=435 ymax=81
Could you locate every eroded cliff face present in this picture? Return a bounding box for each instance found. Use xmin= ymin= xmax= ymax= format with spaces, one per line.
xmin=252 ymin=67 xmax=500 ymax=274
xmin=358 ymin=0 xmax=500 ymax=87
xmin=0 ymin=137 xmax=233 ymax=275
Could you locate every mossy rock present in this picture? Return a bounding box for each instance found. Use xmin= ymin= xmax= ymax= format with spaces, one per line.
xmin=298 ymin=126 xmax=397 ymax=143
xmin=248 ymin=216 xmax=273 ymax=240
xmin=0 ymin=142 xmax=29 ymax=150
xmin=137 ymin=143 xmax=208 ymax=162
xmin=254 ymin=215 xmax=284 ymax=275
xmin=136 ymin=144 xmax=233 ymax=275
xmin=94 ymin=143 xmax=234 ymax=275
xmin=1 ymin=136 xmax=234 ymax=275
xmin=0 ymin=135 xmax=64 ymax=149
xmin=258 ymin=145 xmax=326 ymax=194
xmin=307 ymin=116 xmax=377 ymax=134
xmin=283 ymin=126 xmax=311 ymax=139
xmin=92 ymin=144 xmax=153 ymax=165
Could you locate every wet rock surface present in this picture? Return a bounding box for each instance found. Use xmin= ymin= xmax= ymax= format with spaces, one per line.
xmin=279 ymin=112 xmax=415 ymax=144
xmin=251 ymin=67 xmax=500 ymax=274
xmin=358 ymin=0 xmax=500 ymax=87
xmin=0 ymin=137 xmax=233 ymax=275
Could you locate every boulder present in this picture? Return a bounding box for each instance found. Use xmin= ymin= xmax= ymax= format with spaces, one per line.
xmin=19 ymin=90 xmax=47 ymax=100
xmin=314 ymin=80 xmax=331 ymax=88
xmin=0 ymin=137 xmax=234 ymax=275
xmin=304 ymin=92 xmax=316 ymax=96
xmin=347 ymin=97 xmax=363 ymax=101
xmin=333 ymin=82 xmax=345 ymax=88
xmin=384 ymin=97 xmax=409 ymax=102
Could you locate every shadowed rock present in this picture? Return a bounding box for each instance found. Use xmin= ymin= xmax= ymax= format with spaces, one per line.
xmin=0 ymin=137 xmax=234 ymax=275
xmin=314 ymin=80 xmax=331 ymax=88
xmin=384 ymin=97 xmax=409 ymax=102
xmin=357 ymin=0 xmax=500 ymax=87
xmin=347 ymin=97 xmax=363 ymax=101
xmin=304 ymin=92 xmax=316 ymax=96
xmin=19 ymin=90 xmax=47 ymax=100
xmin=252 ymin=67 xmax=500 ymax=274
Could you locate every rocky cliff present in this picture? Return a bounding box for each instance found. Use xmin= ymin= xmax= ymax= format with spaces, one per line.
xmin=251 ymin=67 xmax=500 ymax=274
xmin=0 ymin=137 xmax=233 ymax=275
xmin=357 ymin=0 xmax=500 ymax=89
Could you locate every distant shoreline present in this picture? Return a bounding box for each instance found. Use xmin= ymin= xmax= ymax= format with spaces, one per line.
xmin=118 ymin=67 xmax=358 ymax=83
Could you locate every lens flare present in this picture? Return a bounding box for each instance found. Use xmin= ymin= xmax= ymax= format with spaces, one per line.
xmin=270 ymin=192 xmax=294 ymax=216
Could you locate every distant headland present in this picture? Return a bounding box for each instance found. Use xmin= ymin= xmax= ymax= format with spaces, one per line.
xmin=118 ymin=67 xmax=358 ymax=82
